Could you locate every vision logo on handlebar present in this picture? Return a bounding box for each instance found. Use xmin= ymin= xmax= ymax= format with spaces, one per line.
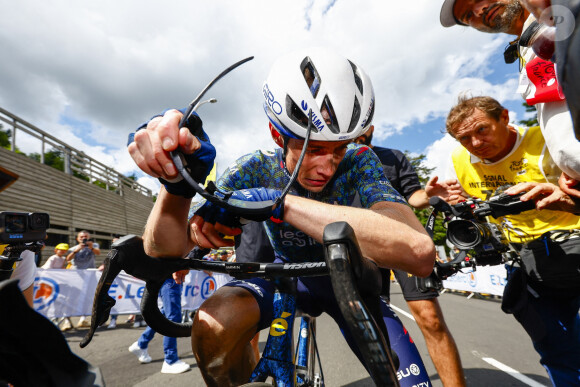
xmin=170 ymin=56 xmax=314 ymax=221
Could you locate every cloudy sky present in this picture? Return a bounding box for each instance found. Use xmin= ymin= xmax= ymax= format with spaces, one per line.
xmin=0 ymin=0 xmax=529 ymax=193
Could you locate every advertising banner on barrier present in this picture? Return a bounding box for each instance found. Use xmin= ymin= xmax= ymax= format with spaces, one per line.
xmin=442 ymin=264 xmax=507 ymax=296
xmin=33 ymin=269 xmax=232 ymax=318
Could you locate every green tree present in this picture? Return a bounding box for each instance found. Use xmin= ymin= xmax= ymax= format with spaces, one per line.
xmin=518 ymin=101 xmax=539 ymax=127
xmin=28 ymin=148 xmax=65 ymax=171
xmin=0 ymin=124 xmax=10 ymax=149
xmin=404 ymin=152 xmax=448 ymax=247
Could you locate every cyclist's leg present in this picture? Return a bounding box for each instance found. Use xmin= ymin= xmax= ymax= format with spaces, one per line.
xmin=394 ymin=269 xmax=465 ymax=386
xmin=160 ymin=279 xmax=182 ymax=365
xmin=192 ymin=278 xmax=274 ymax=387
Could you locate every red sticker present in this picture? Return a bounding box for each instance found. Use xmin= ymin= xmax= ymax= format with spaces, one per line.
xmin=525 ymin=57 xmax=565 ymax=105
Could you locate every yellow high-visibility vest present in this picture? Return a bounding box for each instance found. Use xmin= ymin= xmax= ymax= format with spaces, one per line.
xmin=451 ymin=125 xmax=580 ymax=243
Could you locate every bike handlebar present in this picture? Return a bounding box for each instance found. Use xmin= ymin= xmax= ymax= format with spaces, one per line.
xmin=80 ymin=234 xmax=329 ymax=347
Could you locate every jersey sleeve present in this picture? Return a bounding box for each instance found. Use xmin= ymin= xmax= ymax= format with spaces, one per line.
xmin=352 ymin=146 xmax=406 ymax=208
xmin=393 ymin=151 xmax=422 ymax=200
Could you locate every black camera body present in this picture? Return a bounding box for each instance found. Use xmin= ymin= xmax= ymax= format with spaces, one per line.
xmin=0 ymin=211 xmax=50 ymax=244
xmin=417 ymin=193 xmax=535 ymax=292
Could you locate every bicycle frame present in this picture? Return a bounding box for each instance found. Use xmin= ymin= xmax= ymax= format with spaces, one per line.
xmin=248 ymin=278 xmax=323 ymax=386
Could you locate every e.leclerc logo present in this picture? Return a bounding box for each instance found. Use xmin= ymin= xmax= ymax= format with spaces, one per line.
xmin=33 ymin=276 xmax=60 ymax=311
xmin=468 ymin=272 xmax=477 ymax=288
xmin=201 ymin=276 xmax=217 ymax=299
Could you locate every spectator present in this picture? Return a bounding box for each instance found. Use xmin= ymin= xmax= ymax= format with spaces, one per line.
xmin=39 ymin=242 xmax=74 ymax=330
xmin=66 ymin=230 xmax=100 ymax=328
xmin=444 ymin=95 xmax=580 ymax=385
xmin=439 ymin=0 xmax=580 ymax=181
xmin=128 ymin=278 xmax=190 ymax=374
xmin=218 ymin=250 xmax=229 ymax=262
xmin=355 ymin=125 xmax=466 ymax=387
xmin=41 ymin=243 xmax=69 ymax=269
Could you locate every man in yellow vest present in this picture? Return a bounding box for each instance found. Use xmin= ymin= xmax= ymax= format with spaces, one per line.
xmin=444 ymin=95 xmax=580 ymax=385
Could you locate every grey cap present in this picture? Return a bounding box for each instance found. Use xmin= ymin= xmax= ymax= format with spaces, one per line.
xmin=440 ymin=0 xmax=463 ymax=27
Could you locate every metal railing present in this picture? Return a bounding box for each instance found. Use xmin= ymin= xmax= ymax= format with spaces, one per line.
xmin=0 ymin=106 xmax=152 ymax=197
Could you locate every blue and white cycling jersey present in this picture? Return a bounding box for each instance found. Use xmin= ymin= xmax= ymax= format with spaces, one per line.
xmin=214 ymin=143 xmax=406 ymax=263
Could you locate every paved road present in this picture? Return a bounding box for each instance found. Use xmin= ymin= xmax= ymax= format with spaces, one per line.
xmin=68 ymin=283 xmax=552 ymax=386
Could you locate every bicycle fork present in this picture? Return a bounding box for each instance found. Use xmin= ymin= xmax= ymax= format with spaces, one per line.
xmin=249 ymin=278 xmax=298 ymax=386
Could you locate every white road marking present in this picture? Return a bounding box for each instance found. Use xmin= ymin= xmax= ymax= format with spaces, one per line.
xmin=391 ymin=301 xmax=547 ymax=387
xmin=480 ymin=356 xmax=547 ymax=387
xmin=390 ymin=303 xmax=415 ymax=321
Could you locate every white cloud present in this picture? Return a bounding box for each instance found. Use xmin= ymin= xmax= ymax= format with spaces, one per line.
xmin=424 ymin=134 xmax=458 ymax=180
xmin=0 ymin=0 xmax=519 ymax=188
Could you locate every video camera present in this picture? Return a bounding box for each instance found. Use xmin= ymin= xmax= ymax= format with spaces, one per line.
xmin=0 ymin=211 xmax=50 ymax=280
xmin=417 ymin=189 xmax=535 ymax=292
xmin=0 ymin=211 xmax=50 ymax=244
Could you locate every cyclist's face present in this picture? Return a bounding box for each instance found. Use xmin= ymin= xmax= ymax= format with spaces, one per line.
xmin=453 ymin=0 xmax=525 ymax=34
xmin=450 ymin=108 xmax=514 ymax=162
xmin=285 ymin=138 xmax=350 ymax=192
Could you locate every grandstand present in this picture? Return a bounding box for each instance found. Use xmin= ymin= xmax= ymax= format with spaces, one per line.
xmin=0 ymin=106 xmax=154 ymax=265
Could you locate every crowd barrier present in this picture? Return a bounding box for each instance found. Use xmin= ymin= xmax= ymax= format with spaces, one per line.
xmin=442 ymin=264 xmax=507 ymax=296
xmin=33 ymin=264 xmax=507 ymax=318
xmin=33 ymin=268 xmax=232 ymax=318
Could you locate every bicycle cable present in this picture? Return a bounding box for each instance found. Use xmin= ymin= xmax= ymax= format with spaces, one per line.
xmin=170 ymin=56 xmax=313 ymax=219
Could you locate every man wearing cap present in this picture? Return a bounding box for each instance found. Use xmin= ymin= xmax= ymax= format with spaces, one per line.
xmin=439 ymin=0 xmax=580 ymax=188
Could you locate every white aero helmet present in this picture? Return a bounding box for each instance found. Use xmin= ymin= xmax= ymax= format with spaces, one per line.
xmin=263 ymin=48 xmax=375 ymax=141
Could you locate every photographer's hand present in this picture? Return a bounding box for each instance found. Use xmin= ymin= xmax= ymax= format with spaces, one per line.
xmin=559 ymin=172 xmax=580 ymax=199
xmin=506 ymin=182 xmax=579 ymax=213
xmin=424 ymin=176 xmax=465 ymax=202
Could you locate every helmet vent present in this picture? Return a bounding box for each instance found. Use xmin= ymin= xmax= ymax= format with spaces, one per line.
xmin=286 ymin=95 xmax=318 ymax=132
xmin=348 ymin=60 xmax=364 ymax=95
xmin=348 ymin=97 xmax=361 ymax=133
xmin=300 ymin=57 xmax=321 ymax=98
xmin=322 ymin=95 xmax=339 ymax=134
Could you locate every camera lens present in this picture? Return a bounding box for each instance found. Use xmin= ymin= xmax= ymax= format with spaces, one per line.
xmin=447 ymin=219 xmax=487 ymax=250
xmin=29 ymin=213 xmax=50 ymax=230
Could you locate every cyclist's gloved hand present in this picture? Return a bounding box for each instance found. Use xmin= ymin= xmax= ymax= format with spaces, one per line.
xmin=195 ymin=188 xmax=285 ymax=228
xmin=128 ymin=109 xmax=216 ymax=198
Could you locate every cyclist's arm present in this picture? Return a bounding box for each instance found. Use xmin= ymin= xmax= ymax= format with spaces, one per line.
xmin=283 ymin=195 xmax=435 ymax=277
xmin=142 ymin=187 xmax=195 ymax=257
xmin=143 ymin=187 xmax=239 ymax=257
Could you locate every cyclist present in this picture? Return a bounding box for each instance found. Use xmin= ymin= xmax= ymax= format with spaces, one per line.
xmin=129 ymin=48 xmax=436 ymax=386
